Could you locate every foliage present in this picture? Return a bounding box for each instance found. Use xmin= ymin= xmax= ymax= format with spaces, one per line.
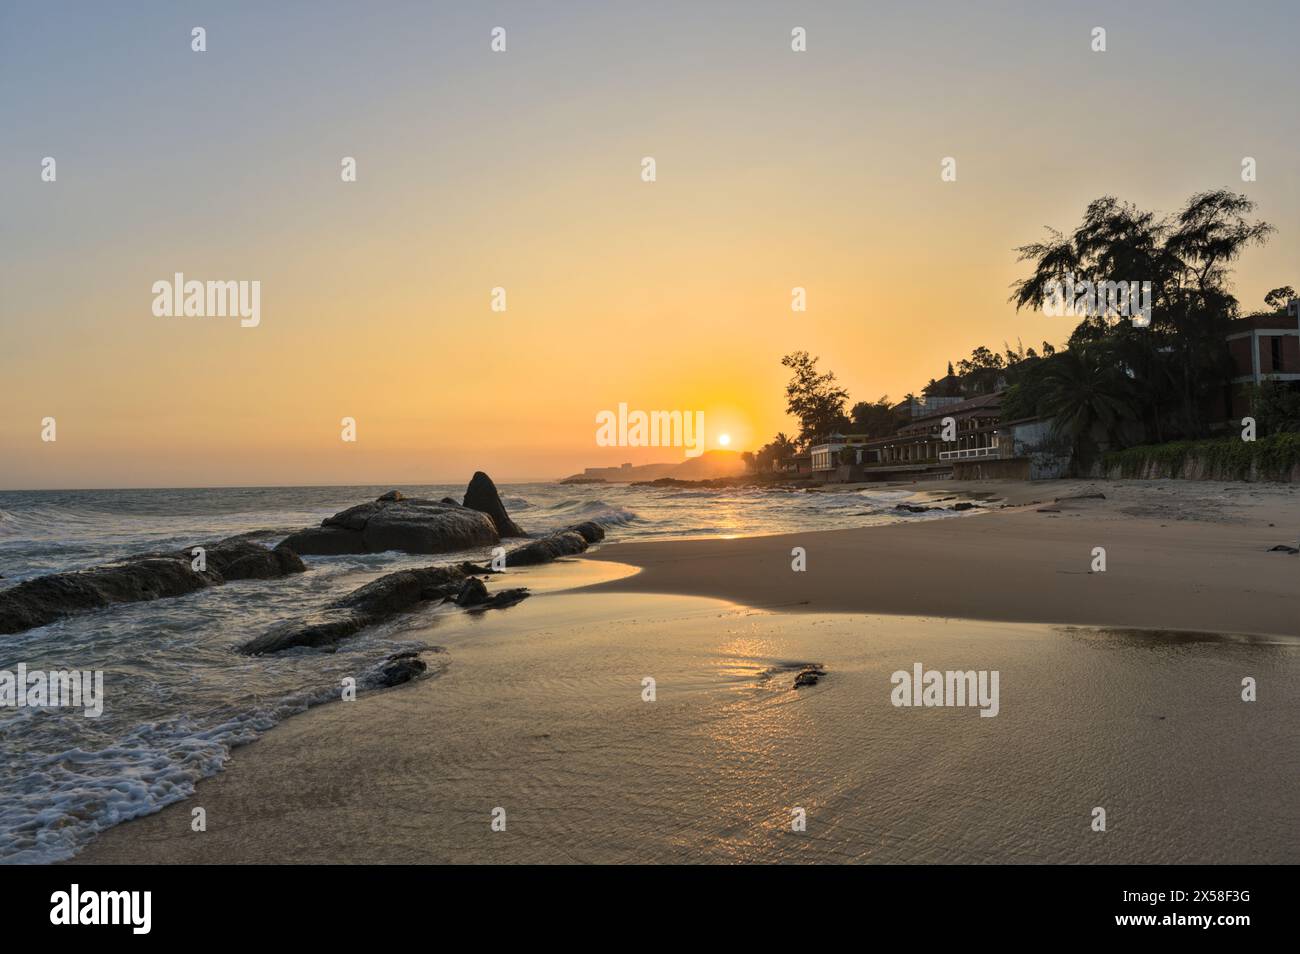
xmin=781 ymin=351 xmax=850 ymax=444
xmin=1010 ymin=190 xmax=1273 ymax=446
xmin=849 ymin=396 xmax=900 ymax=437
xmin=1247 ymin=380 xmax=1300 ymax=435
xmin=1264 ymin=285 xmax=1295 ymax=310
xmin=1103 ymin=433 xmax=1300 ymax=480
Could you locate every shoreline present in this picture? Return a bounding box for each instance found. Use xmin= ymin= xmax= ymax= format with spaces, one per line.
xmin=584 ymin=478 xmax=1300 ymax=638
xmin=66 ymin=478 xmax=1300 ymax=863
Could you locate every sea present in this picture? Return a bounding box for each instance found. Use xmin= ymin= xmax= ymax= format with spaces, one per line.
xmin=0 ymin=481 xmax=959 ymax=863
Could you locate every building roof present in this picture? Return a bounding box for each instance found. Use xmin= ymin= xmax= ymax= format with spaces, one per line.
xmin=908 ymin=391 xmax=1002 ymax=424
xmin=1229 ymin=313 xmax=1299 ymax=333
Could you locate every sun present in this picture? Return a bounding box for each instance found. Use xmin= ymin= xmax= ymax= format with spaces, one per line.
xmin=718 ymin=433 xmax=731 ymax=447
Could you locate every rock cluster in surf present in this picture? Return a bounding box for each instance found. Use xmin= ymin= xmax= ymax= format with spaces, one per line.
xmin=237 ymin=564 xmax=530 ymax=655
xmin=0 ymin=538 xmax=304 ymax=635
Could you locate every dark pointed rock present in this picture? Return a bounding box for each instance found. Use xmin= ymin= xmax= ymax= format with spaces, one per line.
xmin=463 ymin=471 xmax=525 ymax=537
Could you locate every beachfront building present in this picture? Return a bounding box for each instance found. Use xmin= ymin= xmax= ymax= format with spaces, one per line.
xmin=775 ymin=452 xmax=812 ymax=475
xmin=861 ymin=393 xmax=1004 ymax=466
xmin=809 ymin=433 xmax=873 ymax=471
xmin=1223 ymin=304 xmax=1300 ymax=419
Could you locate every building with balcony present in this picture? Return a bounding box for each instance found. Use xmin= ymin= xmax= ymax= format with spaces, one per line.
xmin=809 ymin=433 xmax=873 ymax=471
xmin=1223 ymin=304 xmax=1300 ymax=420
xmin=862 ymin=393 xmax=1004 ymax=466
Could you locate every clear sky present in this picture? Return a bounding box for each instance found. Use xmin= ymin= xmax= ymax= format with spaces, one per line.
xmin=2 ymin=0 xmax=1296 ymax=488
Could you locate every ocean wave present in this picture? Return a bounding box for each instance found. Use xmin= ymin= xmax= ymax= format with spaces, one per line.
xmin=537 ymin=499 xmax=640 ymax=526
xmin=0 ymin=655 xmax=428 ymax=864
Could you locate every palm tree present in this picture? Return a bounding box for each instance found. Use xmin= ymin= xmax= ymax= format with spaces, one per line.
xmin=1010 ymin=191 xmax=1272 ymax=440
xmin=771 ymin=432 xmax=797 ymax=458
xmin=1038 ymin=346 xmax=1135 ymax=472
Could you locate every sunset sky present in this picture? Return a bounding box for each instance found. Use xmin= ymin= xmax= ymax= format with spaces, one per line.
xmin=2 ymin=0 xmax=1296 ymax=489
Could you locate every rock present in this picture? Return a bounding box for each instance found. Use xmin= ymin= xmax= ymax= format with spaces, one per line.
xmin=206 ymin=538 xmax=306 ymax=578
xmin=368 ymin=652 xmax=428 ymax=688
xmin=282 ymin=495 xmax=499 ymax=556
xmin=276 ymin=526 xmax=365 ymax=555
xmin=950 ymin=502 xmax=980 ymax=511
xmin=505 ymin=531 xmax=588 ymax=566
xmin=566 ymin=521 xmax=606 ymax=544
xmin=376 ymin=490 xmax=405 ymax=502
xmin=330 ymin=566 xmax=467 ymax=616
xmin=1055 ymin=492 xmax=1106 ymax=502
xmin=466 ymin=588 xmax=530 ymax=612
xmin=1267 ymin=544 xmax=1299 ymax=554
xmin=895 ymin=504 xmax=938 ymax=513
xmin=363 ymin=500 xmax=497 ymax=554
xmin=463 ymin=471 xmax=525 ymax=537
xmin=0 ymin=539 xmax=305 ymax=636
xmin=793 ymin=665 xmax=825 ymax=689
xmin=239 ymin=611 xmax=369 ymax=655
xmin=238 ymin=564 xmax=528 ymax=655
xmin=454 ymin=577 xmax=489 ymax=606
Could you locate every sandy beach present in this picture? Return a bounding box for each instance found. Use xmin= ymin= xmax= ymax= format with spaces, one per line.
xmin=70 ymin=479 xmax=1299 ymax=865
xmin=584 ymin=478 xmax=1300 ymax=637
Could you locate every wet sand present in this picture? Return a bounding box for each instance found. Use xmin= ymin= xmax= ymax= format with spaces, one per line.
xmin=585 ymin=478 xmax=1300 ymax=637
xmin=74 ymin=588 xmax=1298 ymax=864
xmin=71 ymin=480 xmax=1300 ymax=864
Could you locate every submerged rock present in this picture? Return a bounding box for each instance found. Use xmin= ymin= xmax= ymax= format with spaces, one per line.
xmin=238 ymin=564 xmax=529 ymax=655
xmin=368 ymin=651 xmax=428 ymax=688
xmin=465 ymin=587 xmax=531 ymax=612
xmin=793 ymin=665 xmax=826 ymax=689
xmin=505 ymin=530 xmax=589 ymax=566
xmin=454 ymin=576 xmax=489 ymax=606
xmin=0 ymin=539 xmax=305 ymax=636
xmin=463 ymin=471 xmax=526 ymax=537
xmin=567 ymin=521 xmax=606 ymax=544
xmin=331 ymin=566 xmax=467 ymax=616
xmin=282 ymin=495 xmax=499 ymax=556
xmin=239 ymin=610 xmax=371 ymax=655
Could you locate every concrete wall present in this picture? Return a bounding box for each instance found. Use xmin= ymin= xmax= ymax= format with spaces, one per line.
xmin=952 ymin=458 xmax=1030 ymax=481
xmin=1010 ymin=419 xmax=1072 ymax=479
